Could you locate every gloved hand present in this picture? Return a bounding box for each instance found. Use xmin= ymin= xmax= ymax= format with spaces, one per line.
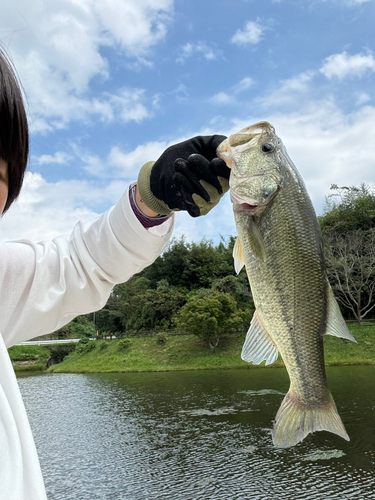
xmin=137 ymin=135 xmax=229 ymax=217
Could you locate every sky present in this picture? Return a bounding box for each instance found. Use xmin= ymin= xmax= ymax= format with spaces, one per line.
xmin=0 ymin=0 xmax=374 ymax=244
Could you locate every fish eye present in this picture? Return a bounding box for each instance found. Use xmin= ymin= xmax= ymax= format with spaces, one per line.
xmin=262 ymin=143 xmax=274 ymax=153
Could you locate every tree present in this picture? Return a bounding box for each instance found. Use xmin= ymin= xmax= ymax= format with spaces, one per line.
xmin=54 ymin=314 xmax=93 ymax=339
xmin=319 ymin=183 xmax=375 ymax=234
xmin=320 ymin=184 xmax=375 ymax=323
xmin=100 ymin=277 xmax=186 ymax=333
xmin=324 ymin=228 xmax=375 ymax=323
xmin=141 ymin=236 xmax=237 ymax=291
xmin=176 ymin=291 xmax=243 ymax=350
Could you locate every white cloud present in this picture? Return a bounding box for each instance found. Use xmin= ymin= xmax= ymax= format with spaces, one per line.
xmin=232 ymin=77 xmax=255 ymax=93
xmin=34 ymin=152 xmax=73 ymax=165
xmin=211 ymin=92 xmax=234 ymax=105
xmin=1 ymin=0 xmax=174 ymax=132
xmin=256 ymin=71 xmax=315 ymax=109
xmin=105 ymin=88 xmax=150 ymax=123
xmin=356 ymin=92 xmax=371 ymax=105
xmin=176 ymin=42 xmax=222 ymax=63
xmin=320 ymin=52 xmax=375 ymax=80
xmin=211 ymin=77 xmax=255 ymax=105
xmin=0 ymin=171 xmax=127 ymax=241
xmin=81 ymin=141 xmax=169 ymax=178
xmin=231 ymin=20 xmax=264 ymax=46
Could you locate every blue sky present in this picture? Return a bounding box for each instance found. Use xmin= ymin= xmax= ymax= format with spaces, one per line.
xmin=0 ymin=0 xmax=374 ymax=243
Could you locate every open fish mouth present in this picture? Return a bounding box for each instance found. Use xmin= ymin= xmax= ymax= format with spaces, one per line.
xmin=217 ymin=121 xmax=275 ymax=161
xmin=240 ymin=203 xmax=258 ymax=210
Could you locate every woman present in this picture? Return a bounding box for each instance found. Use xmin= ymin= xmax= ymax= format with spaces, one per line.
xmin=0 ymin=48 xmax=229 ymax=500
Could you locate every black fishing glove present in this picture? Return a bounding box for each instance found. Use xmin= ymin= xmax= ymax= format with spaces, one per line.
xmin=137 ymin=135 xmax=229 ymax=217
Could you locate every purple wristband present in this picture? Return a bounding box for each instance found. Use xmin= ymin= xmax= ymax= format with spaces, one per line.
xmin=129 ymin=183 xmax=170 ymax=229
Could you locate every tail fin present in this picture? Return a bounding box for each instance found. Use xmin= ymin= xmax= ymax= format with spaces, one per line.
xmin=272 ymin=390 xmax=349 ymax=448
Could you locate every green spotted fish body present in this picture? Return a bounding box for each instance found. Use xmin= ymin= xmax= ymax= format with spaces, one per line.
xmin=217 ymin=122 xmax=356 ymax=448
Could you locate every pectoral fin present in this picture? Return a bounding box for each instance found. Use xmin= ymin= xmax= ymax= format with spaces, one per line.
xmin=233 ymin=237 xmax=245 ymax=274
xmin=247 ymin=217 xmax=267 ymax=262
xmin=324 ymin=285 xmax=357 ymax=342
xmin=241 ymin=311 xmax=279 ymax=366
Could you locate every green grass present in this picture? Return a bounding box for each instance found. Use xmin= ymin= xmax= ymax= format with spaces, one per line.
xmin=10 ymin=322 xmax=375 ymax=374
xmin=49 ymin=322 xmax=375 ymax=373
xmin=8 ymin=344 xmax=51 ymax=372
xmin=324 ymin=322 xmax=375 ymax=365
xmin=50 ymin=335 xmax=258 ymax=373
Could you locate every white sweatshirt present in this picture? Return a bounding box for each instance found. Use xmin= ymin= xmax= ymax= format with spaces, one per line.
xmin=0 ymin=188 xmax=174 ymax=500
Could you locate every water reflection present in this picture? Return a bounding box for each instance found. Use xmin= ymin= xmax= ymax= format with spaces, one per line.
xmin=18 ymin=367 xmax=375 ymax=500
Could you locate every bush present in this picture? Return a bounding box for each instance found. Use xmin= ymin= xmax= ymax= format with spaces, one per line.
xmin=99 ymin=341 xmax=109 ymax=350
xmin=76 ymin=340 xmax=96 ymax=354
xmin=48 ymin=343 xmax=77 ymax=363
xmin=118 ymin=339 xmax=132 ymax=351
xmin=156 ymin=333 xmax=168 ymax=345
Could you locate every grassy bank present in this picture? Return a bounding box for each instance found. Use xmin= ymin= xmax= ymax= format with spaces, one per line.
xmin=46 ymin=322 xmax=375 ymax=373
xmin=9 ymin=323 xmax=375 ymax=374
xmin=8 ymin=344 xmax=51 ymax=372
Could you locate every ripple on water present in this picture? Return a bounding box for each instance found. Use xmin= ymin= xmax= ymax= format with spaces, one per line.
xmin=301 ymin=449 xmax=346 ymax=461
xmin=17 ymin=368 xmax=375 ymax=500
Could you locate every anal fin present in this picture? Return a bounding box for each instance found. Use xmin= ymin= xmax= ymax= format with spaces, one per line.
xmin=241 ymin=311 xmax=278 ymax=366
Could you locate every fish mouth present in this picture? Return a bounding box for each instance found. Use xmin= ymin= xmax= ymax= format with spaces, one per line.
xmin=216 ymin=122 xmax=275 ymax=165
xmin=239 ymin=203 xmax=259 ymax=211
xmin=231 ymin=190 xmax=265 ymax=213
xmin=228 ymin=121 xmax=275 ymax=148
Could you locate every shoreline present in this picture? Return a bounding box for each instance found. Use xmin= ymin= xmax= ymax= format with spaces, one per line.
xmin=9 ymin=322 xmax=375 ymax=374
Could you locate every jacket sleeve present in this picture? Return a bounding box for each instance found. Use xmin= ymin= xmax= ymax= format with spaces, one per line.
xmin=0 ymin=188 xmax=174 ymax=347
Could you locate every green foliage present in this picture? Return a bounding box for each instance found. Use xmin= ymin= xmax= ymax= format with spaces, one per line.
xmin=118 ymin=339 xmax=132 ymax=351
xmin=99 ymin=341 xmax=109 ymax=350
xmin=141 ymin=236 xmax=235 ymax=290
xmin=102 ymin=277 xmax=186 ymax=333
xmin=176 ymin=290 xmax=244 ymax=350
xmin=211 ymin=273 xmax=254 ymax=311
xmin=155 ymin=333 xmax=168 ymax=345
xmin=54 ymin=314 xmax=94 ymax=339
xmin=47 ymin=343 xmax=77 ymax=363
xmin=76 ymin=339 xmax=96 ymax=353
xmin=319 ymin=184 xmax=375 ymax=234
xmin=8 ymin=344 xmax=50 ymax=362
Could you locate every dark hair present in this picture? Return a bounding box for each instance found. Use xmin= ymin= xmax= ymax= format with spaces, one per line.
xmin=0 ymin=47 xmax=29 ymax=213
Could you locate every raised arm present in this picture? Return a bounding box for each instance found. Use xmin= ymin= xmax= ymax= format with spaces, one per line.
xmin=0 ymin=188 xmax=173 ymax=347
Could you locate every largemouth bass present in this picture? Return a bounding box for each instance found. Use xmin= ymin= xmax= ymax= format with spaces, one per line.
xmin=217 ymin=122 xmax=356 ymax=448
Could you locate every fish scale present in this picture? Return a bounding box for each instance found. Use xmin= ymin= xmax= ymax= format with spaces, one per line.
xmin=217 ymin=122 xmax=356 ymax=447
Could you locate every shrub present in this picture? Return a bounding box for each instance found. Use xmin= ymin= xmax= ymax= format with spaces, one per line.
xmin=99 ymin=341 xmax=109 ymax=350
xmin=48 ymin=343 xmax=77 ymax=363
xmin=156 ymin=333 xmax=168 ymax=345
xmin=118 ymin=339 xmax=132 ymax=351
xmin=76 ymin=340 xmax=96 ymax=354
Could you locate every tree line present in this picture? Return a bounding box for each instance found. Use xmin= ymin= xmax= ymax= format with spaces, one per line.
xmin=56 ymin=183 xmax=375 ymax=348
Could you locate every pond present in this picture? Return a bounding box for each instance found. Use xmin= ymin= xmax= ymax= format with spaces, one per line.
xmin=18 ymin=366 xmax=375 ymax=500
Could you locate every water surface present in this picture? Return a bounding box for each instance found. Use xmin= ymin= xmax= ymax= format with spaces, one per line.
xmin=18 ymin=366 xmax=375 ymax=500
